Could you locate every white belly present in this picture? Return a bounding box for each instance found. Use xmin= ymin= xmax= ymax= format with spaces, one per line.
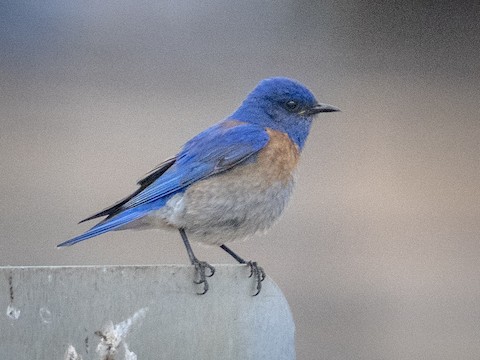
xmin=135 ymin=170 xmax=295 ymax=245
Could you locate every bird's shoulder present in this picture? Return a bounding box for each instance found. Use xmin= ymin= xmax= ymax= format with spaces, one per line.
xmin=182 ymin=119 xmax=268 ymax=148
xmin=205 ymin=125 xmax=301 ymax=186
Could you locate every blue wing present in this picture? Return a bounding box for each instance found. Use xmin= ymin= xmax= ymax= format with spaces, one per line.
xmin=123 ymin=121 xmax=269 ymax=209
xmin=58 ymin=121 xmax=269 ymax=247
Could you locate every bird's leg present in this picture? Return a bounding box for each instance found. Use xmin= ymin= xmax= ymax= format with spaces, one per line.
xmin=220 ymin=244 xmax=266 ymax=296
xmin=179 ymin=229 xmax=215 ymax=295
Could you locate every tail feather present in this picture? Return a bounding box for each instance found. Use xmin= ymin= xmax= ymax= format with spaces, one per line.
xmin=78 ymin=157 xmax=176 ymax=224
xmin=58 ymin=208 xmax=149 ymax=247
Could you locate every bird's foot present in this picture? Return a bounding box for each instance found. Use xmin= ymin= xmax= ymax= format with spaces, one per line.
xmin=192 ymin=259 xmax=215 ymax=295
xmin=247 ymin=261 xmax=266 ymax=296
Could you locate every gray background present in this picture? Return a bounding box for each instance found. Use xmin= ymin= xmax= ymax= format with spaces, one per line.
xmin=1 ymin=1 xmax=479 ymax=359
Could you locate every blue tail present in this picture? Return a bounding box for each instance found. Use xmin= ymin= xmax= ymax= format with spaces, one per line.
xmin=58 ymin=207 xmax=151 ymax=247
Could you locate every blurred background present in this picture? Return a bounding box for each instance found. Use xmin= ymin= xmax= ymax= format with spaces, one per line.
xmin=1 ymin=1 xmax=479 ymax=359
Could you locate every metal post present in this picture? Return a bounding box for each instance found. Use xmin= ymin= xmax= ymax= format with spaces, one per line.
xmin=1 ymin=265 xmax=295 ymax=360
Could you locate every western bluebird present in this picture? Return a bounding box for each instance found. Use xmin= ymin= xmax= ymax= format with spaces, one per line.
xmin=58 ymin=77 xmax=339 ymax=295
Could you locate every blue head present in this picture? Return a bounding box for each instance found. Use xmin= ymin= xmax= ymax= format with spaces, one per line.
xmin=230 ymin=77 xmax=339 ymax=149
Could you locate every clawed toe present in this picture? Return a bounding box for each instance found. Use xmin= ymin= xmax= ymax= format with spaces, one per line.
xmin=193 ymin=260 xmax=215 ymax=295
xmin=247 ymin=261 xmax=266 ymax=296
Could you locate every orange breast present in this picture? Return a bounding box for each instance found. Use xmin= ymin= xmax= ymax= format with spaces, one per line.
xmin=255 ymin=128 xmax=300 ymax=184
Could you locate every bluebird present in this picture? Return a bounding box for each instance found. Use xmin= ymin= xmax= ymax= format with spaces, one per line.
xmin=58 ymin=77 xmax=339 ymax=295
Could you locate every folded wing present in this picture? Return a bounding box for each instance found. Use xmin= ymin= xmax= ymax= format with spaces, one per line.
xmin=58 ymin=121 xmax=270 ymax=247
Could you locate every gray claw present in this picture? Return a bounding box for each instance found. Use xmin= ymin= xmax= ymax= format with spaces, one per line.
xmin=247 ymin=261 xmax=266 ymax=296
xmin=193 ymin=260 xmax=215 ymax=295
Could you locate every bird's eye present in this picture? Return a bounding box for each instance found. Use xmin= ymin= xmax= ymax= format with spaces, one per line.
xmin=285 ymin=100 xmax=299 ymax=111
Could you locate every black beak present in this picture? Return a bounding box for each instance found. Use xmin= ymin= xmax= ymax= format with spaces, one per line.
xmin=307 ymin=103 xmax=340 ymax=115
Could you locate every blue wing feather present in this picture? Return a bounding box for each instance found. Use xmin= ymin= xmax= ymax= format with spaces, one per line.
xmin=59 ymin=121 xmax=270 ymax=246
xmin=123 ymin=121 xmax=269 ymax=209
xmin=57 ymin=203 xmax=162 ymax=246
